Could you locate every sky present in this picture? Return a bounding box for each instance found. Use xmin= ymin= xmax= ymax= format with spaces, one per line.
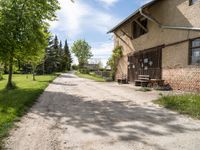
xmin=49 ymin=0 xmax=152 ymax=66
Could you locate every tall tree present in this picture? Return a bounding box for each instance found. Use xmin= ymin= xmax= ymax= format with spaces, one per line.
xmin=0 ymin=0 xmax=60 ymax=89
xmin=64 ymin=40 xmax=72 ymax=70
xmin=71 ymin=40 xmax=92 ymax=68
xmin=45 ymin=36 xmax=59 ymax=74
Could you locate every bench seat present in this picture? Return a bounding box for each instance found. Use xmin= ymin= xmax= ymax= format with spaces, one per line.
xmin=135 ymin=75 xmax=150 ymax=87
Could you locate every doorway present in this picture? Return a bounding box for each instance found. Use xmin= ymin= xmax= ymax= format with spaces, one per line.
xmin=128 ymin=46 xmax=163 ymax=82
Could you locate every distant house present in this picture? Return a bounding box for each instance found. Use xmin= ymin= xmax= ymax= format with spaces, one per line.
xmin=108 ymin=0 xmax=200 ymax=91
xmin=84 ymin=64 xmax=99 ymax=71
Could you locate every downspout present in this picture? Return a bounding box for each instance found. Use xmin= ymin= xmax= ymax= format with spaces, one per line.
xmin=139 ymin=8 xmax=200 ymax=31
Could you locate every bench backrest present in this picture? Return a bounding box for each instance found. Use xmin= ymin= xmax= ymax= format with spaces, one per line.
xmin=138 ymin=75 xmax=150 ymax=81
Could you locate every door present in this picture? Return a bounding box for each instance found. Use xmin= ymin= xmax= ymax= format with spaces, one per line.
xmin=128 ymin=46 xmax=162 ymax=82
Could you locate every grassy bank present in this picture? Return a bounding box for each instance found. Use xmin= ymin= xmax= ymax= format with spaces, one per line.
xmin=155 ymin=94 xmax=200 ymax=119
xmin=0 ymin=74 xmax=58 ymax=147
xmin=75 ymin=72 xmax=106 ymax=82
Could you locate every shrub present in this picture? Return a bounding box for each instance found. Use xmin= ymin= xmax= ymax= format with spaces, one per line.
xmin=107 ymin=46 xmax=123 ymax=80
xmin=72 ymin=64 xmax=78 ymax=70
xmin=79 ymin=68 xmax=90 ymax=74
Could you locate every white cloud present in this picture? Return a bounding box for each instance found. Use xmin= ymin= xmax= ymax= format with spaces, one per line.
xmin=49 ymin=0 xmax=120 ymax=40
xmin=90 ymin=42 xmax=114 ymax=66
xmin=97 ymin=0 xmax=119 ymax=7
xmin=71 ymin=42 xmax=114 ymax=66
xmin=48 ymin=0 xmax=120 ymax=65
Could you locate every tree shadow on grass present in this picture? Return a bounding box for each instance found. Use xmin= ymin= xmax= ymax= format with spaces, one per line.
xmin=29 ymin=90 xmax=200 ymax=150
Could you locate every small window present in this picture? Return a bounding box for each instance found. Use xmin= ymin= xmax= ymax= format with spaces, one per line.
xmin=132 ymin=17 xmax=148 ymax=39
xmin=189 ymin=38 xmax=200 ymax=65
xmin=189 ymin=0 xmax=198 ymax=5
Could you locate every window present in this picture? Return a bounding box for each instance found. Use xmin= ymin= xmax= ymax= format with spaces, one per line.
xmin=189 ymin=0 xmax=198 ymax=5
xmin=132 ymin=17 xmax=148 ymax=39
xmin=189 ymin=38 xmax=200 ymax=65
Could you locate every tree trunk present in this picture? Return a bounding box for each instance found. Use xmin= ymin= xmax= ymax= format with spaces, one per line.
xmin=33 ymin=72 xmax=36 ymax=81
xmin=7 ymin=57 xmax=14 ymax=89
xmin=32 ymin=65 xmax=36 ymax=81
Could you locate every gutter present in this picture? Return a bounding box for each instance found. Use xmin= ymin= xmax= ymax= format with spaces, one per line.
xmin=139 ymin=8 xmax=200 ymax=31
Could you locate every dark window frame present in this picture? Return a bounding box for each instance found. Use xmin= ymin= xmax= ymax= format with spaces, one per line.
xmin=189 ymin=37 xmax=200 ymax=65
xmin=189 ymin=0 xmax=199 ymax=5
xmin=132 ymin=18 xmax=148 ymax=39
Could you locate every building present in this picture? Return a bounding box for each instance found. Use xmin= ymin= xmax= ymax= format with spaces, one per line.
xmin=108 ymin=0 xmax=200 ymax=91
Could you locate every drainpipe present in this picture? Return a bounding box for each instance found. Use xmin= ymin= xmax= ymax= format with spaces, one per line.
xmin=139 ymin=8 xmax=200 ymax=31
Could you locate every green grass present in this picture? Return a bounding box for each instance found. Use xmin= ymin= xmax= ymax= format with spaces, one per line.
xmin=0 ymin=74 xmax=58 ymax=147
xmin=155 ymin=94 xmax=200 ymax=119
xmin=75 ymin=72 xmax=106 ymax=82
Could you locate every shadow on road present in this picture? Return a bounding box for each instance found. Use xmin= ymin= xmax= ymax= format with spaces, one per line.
xmin=29 ymin=89 xmax=199 ymax=150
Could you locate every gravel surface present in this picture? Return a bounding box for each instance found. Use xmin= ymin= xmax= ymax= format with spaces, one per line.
xmin=4 ymin=72 xmax=200 ymax=150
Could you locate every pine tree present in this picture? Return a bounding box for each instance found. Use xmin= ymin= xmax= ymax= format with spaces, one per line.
xmin=42 ymin=36 xmax=72 ymax=73
xmin=45 ymin=36 xmax=59 ymax=73
xmin=64 ymin=40 xmax=72 ymax=71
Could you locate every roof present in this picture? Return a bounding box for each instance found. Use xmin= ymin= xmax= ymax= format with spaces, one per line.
xmin=107 ymin=0 xmax=158 ymax=33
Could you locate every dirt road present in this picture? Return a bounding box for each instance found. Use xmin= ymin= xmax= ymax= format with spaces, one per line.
xmin=4 ymin=73 xmax=200 ymax=150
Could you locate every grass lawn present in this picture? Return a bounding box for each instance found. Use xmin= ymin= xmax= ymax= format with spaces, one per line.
xmin=75 ymin=72 xmax=106 ymax=82
xmin=0 ymin=74 xmax=58 ymax=147
xmin=155 ymin=94 xmax=200 ymax=119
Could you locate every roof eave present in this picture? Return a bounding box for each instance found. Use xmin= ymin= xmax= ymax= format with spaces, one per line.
xmin=107 ymin=0 xmax=158 ymax=33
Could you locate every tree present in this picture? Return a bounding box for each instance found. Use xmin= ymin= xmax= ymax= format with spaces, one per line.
xmin=0 ymin=0 xmax=60 ymax=89
xmin=64 ymin=40 xmax=72 ymax=71
xmin=44 ymin=35 xmax=62 ymax=73
xmin=27 ymin=38 xmax=47 ymax=80
xmin=71 ymin=40 xmax=92 ymax=68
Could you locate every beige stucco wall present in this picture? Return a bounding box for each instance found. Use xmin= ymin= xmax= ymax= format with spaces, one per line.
xmin=115 ymin=0 xmax=200 ymax=51
xmin=114 ymin=0 xmax=200 ymax=80
xmin=162 ymin=42 xmax=189 ymax=68
xmin=115 ymin=56 xmax=128 ymax=78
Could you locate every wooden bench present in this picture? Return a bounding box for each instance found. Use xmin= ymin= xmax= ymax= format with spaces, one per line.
xmin=148 ymin=79 xmax=165 ymax=88
xmin=117 ymin=74 xmax=128 ymax=84
xmin=135 ymin=75 xmax=150 ymax=87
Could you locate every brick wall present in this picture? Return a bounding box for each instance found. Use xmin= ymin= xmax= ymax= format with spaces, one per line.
xmin=163 ymin=67 xmax=200 ymax=92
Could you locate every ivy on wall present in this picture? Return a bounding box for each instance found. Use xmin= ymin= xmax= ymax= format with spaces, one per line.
xmin=107 ymin=46 xmax=123 ymax=80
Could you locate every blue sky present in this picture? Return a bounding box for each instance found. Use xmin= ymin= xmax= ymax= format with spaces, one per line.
xmin=50 ymin=0 xmax=151 ymax=65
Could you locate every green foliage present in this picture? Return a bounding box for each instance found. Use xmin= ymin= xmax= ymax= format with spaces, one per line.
xmin=107 ymin=46 xmax=123 ymax=80
xmin=155 ymin=94 xmax=200 ymax=119
xmin=72 ymin=64 xmax=78 ymax=70
xmin=79 ymin=68 xmax=90 ymax=74
xmin=0 ymin=74 xmax=58 ymax=147
xmin=71 ymin=40 xmax=93 ymax=68
xmin=0 ymin=0 xmax=60 ymax=88
xmin=44 ymin=36 xmax=72 ymax=74
xmin=0 ymin=64 xmax=3 ymax=80
xmin=63 ymin=40 xmax=72 ymax=71
xmin=44 ymin=35 xmax=61 ymax=74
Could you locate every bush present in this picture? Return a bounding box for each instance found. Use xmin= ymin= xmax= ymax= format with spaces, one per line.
xmin=79 ymin=68 xmax=90 ymax=74
xmin=107 ymin=46 xmax=123 ymax=80
xmin=72 ymin=64 xmax=78 ymax=70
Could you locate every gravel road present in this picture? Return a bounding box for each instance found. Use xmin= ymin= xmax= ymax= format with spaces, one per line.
xmin=4 ymin=72 xmax=200 ymax=150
